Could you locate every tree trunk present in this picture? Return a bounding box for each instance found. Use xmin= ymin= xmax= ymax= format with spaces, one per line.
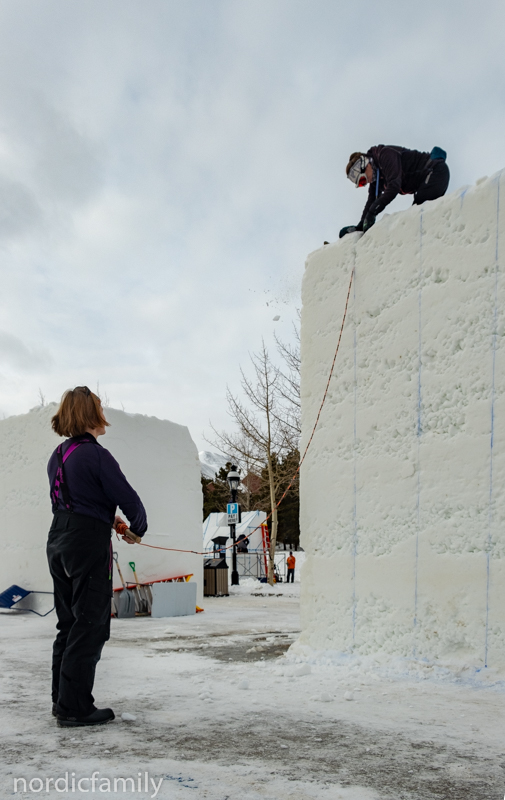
xmin=268 ymin=506 xmax=278 ymax=585
xmin=266 ymin=454 xmax=278 ymax=586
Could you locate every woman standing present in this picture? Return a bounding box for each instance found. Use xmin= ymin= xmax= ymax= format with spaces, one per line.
xmin=47 ymin=386 xmax=147 ymax=727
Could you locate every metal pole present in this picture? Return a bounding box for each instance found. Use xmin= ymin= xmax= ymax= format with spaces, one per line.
xmin=230 ymin=488 xmax=239 ymax=585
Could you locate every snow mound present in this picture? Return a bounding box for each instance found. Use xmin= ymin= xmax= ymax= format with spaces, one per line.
xmin=229 ymin=577 xmax=301 ymax=598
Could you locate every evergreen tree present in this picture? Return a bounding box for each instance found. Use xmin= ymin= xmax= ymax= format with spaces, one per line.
xmin=276 ymin=449 xmax=300 ymax=549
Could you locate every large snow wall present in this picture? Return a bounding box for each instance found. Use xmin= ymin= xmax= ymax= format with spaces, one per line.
xmin=0 ymin=404 xmax=203 ymax=607
xmin=299 ymin=172 xmax=505 ymax=674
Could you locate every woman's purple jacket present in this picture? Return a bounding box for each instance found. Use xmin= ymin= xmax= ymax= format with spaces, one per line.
xmin=47 ymin=433 xmax=148 ymax=536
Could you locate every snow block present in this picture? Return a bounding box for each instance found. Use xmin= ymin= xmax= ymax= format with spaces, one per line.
xmin=0 ymin=405 xmax=203 ymax=608
xmin=300 ymin=172 xmax=505 ymax=674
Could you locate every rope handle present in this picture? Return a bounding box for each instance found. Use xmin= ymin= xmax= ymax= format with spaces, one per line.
xmin=115 ymin=522 xmax=142 ymax=544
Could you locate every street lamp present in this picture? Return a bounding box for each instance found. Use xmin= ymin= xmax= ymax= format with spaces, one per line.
xmin=227 ymin=466 xmax=240 ymax=495
xmin=227 ymin=465 xmax=241 ymax=585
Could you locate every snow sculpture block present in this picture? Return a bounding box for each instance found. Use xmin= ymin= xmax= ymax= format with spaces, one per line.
xmin=0 ymin=405 xmax=203 ymax=607
xmin=300 ymin=173 xmax=505 ymax=673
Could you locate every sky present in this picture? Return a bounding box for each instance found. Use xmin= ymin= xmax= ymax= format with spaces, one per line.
xmin=1 ymin=0 xmax=505 ymax=451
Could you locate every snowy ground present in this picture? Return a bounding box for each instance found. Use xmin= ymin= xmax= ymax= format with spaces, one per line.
xmin=1 ymin=582 xmax=504 ymax=800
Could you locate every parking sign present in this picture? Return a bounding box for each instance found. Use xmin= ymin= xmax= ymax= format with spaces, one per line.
xmin=227 ymin=503 xmax=240 ymax=524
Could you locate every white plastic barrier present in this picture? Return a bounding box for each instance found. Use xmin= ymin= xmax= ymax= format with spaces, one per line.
xmin=151 ymin=582 xmax=197 ymax=618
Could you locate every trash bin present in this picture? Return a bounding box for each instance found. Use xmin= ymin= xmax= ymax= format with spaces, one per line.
xmin=204 ymin=558 xmax=229 ymax=597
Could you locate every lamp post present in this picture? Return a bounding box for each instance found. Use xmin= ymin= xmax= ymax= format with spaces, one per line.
xmin=227 ymin=465 xmax=241 ymax=586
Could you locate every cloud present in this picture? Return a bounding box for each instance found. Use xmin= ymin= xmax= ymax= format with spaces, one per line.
xmin=0 ymin=0 xmax=504 ymax=446
xmin=0 ymin=176 xmax=41 ymax=240
xmin=0 ymin=331 xmax=53 ymax=372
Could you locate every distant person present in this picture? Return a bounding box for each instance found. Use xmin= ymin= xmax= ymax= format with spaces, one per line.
xmin=286 ymin=551 xmax=296 ymax=583
xmin=236 ymin=534 xmax=249 ymax=553
xmin=339 ymin=146 xmax=450 ymax=238
xmin=47 ymin=386 xmax=147 ymax=727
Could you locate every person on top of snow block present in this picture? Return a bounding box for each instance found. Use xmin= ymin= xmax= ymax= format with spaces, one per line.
xmin=339 ymin=146 xmax=450 ymax=238
xmin=46 ymin=386 xmax=147 ymax=728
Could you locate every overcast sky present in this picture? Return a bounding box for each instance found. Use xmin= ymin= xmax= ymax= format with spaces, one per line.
xmin=1 ymin=0 xmax=504 ymax=450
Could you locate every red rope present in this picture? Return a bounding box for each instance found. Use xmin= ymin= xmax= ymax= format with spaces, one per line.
xmin=130 ymin=266 xmax=355 ymax=556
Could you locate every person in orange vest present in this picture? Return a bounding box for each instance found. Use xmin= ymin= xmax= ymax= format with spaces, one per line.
xmin=286 ymin=551 xmax=296 ymax=583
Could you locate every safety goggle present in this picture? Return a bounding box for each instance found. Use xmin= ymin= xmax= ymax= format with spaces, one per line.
xmin=348 ymin=157 xmax=369 ymax=188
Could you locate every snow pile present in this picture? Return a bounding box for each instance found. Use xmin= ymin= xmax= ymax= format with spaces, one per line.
xmin=300 ymin=172 xmax=505 ymax=674
xmin=286 ymin=644 xmax=504 ymax=689
xmin=0 ymin=404 xmax=203 ymax=605
xmin=229 ymin=577 xmax=301 ymax=598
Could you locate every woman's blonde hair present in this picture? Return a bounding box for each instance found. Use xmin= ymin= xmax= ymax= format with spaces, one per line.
xmin=51 ymin=386 xmax=109 ymax=437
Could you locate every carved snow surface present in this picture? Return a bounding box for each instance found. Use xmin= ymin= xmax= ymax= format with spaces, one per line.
xmin=299 ymin=172 xmax=505 ymax=674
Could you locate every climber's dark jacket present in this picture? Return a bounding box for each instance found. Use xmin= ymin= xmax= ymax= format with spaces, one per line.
xmin=359 ymin=145 xmax=436 ymax=226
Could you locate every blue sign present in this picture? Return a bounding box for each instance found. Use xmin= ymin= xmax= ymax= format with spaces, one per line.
xmin=227 ymin=503 xmax=240 ymax=524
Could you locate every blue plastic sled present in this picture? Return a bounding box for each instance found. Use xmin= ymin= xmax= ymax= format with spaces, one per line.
xmin=0 ymin=584 xmax=54 ymax=617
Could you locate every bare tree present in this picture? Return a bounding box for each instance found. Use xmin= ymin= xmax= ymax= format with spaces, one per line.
xmin=96 ymin=381 xmax=110 ymax=408
xmin=208 ymin=342 xmax=295 ymax=584
xmin=274 ymin=313 xmax=301 ymax=439
xmin=38 ymin=388 xmax=46 ymax=407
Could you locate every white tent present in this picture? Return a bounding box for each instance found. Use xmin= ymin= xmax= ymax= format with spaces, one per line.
xmin=203 ymin=510 xmax=267 ymax=555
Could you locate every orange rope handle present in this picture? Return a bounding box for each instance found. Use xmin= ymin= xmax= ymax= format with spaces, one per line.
xmin=120 ymin=266 xmax=355 ymax=557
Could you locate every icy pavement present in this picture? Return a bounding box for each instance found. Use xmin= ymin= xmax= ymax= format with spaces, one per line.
xmin=1 ymin=585 xmax=504 ymax=800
